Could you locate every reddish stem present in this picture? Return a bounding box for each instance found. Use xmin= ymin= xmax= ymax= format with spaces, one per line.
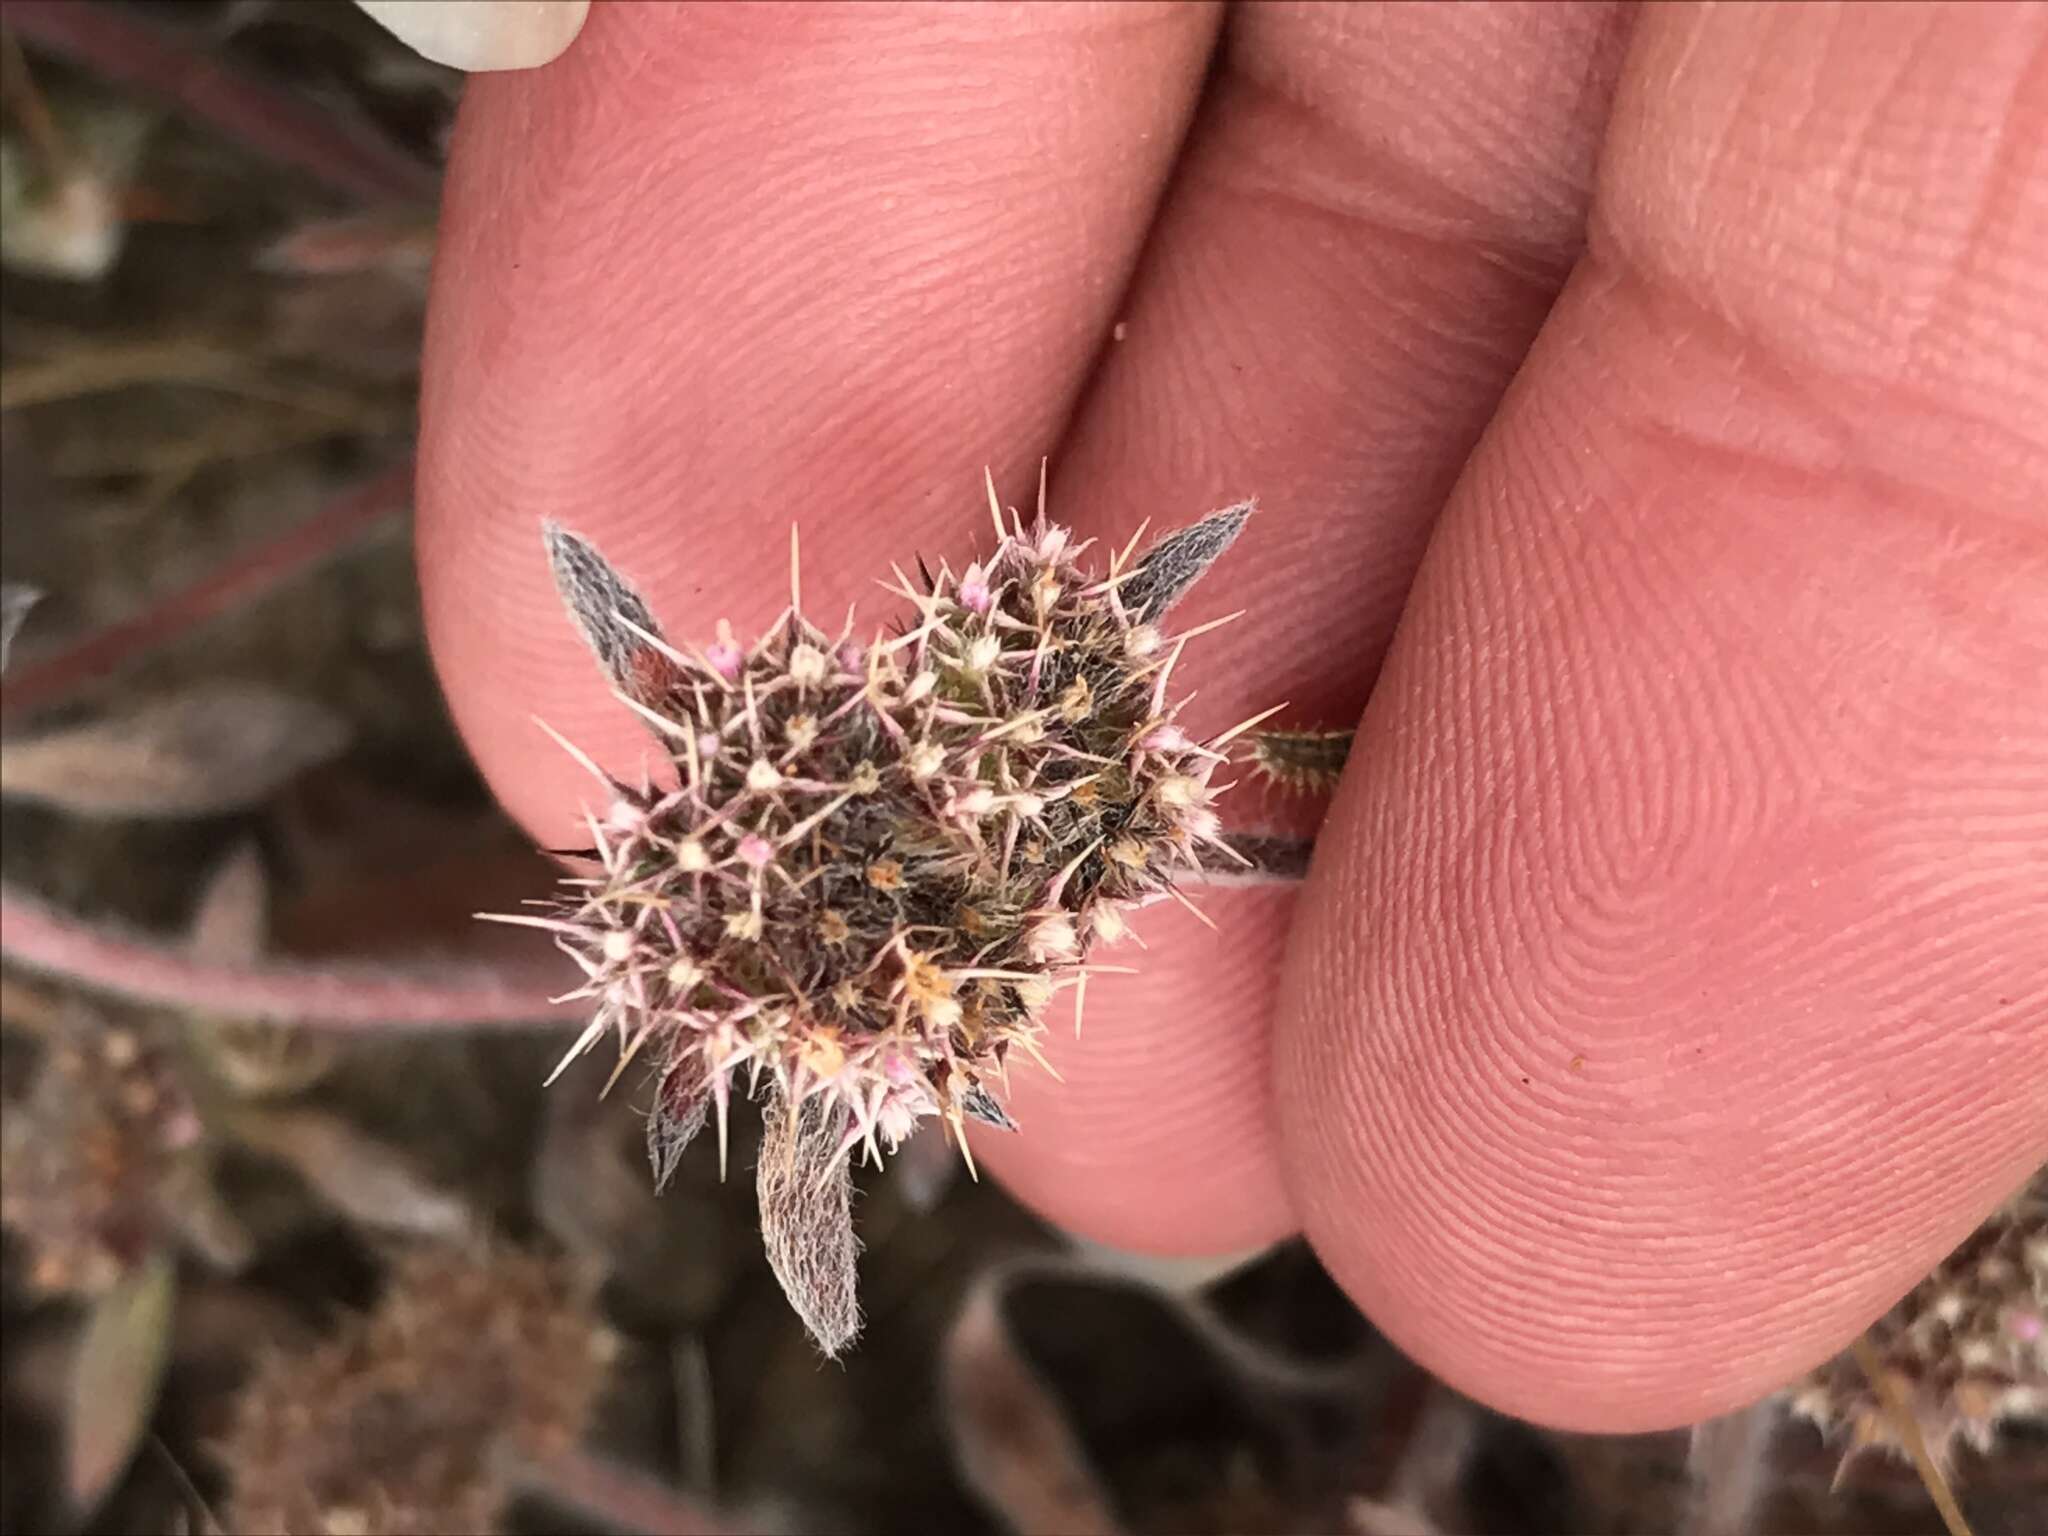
xmin=0 ymin=882 xmax=570 ymax=1030
xmin=4 ymin=0 xmax=439 ymax=206
xmin=1 ymin=457 xmax=414 ymax=722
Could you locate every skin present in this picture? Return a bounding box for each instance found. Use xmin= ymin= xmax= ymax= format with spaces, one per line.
xmin=417 ymin=1 xmax=2048 ymax=1432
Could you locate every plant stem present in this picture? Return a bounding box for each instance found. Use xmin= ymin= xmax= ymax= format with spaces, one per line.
xmin=1197 ymin=832 xmax=1316 ymax=886
xmin=4 ymin=0 xmax=439 ymax=205
xmin=1 ymin=457 xmax=413 ymax=722
xmin=0 ymin=881 xmax=565 ymax=1030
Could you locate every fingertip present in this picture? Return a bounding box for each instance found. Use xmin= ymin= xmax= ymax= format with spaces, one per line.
xmin=973 ymin=892 xmax=1300 ymax=1257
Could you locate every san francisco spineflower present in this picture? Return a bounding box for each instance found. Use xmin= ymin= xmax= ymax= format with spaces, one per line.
xmin=489 ymin=474 xmax=1261 ymax=1352
xmin=221 ymin=1242 xmax=615 ymax=1536
xmin=1786 ymin=1166 xmax=2046 ymax=1474
xmin=0 ymin=1008 xmax=211 ymax=1297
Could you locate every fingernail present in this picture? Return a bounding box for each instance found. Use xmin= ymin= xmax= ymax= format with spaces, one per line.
xmin=354 ymin=0 xmax=590 ymax=73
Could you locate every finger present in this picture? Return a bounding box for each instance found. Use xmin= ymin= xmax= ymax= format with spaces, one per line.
xmin=1279 ymin=0 xmax=2048 ymax=1431
xmin=975 ymin=3 xmax=1636 ymax=1251
xmin=417 ymin=0 xmax=1220 ymax=844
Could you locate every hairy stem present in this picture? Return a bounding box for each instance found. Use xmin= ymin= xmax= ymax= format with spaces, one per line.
xmin=1245 ymin=726 xmax=1357 ymax=793
xmin=1 ymin=458 xmax=412 ymax=721
xmin=0 ymin=882 xmax=563 ymax=1029
xmin=1202 ymin=832 xmax=1317 ymax=885
xmin=4 ymin=0 xmax=438 ymax=205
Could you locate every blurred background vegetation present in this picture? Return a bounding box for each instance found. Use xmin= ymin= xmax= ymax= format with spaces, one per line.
xmin=0 ymin=5 xmax=2037 ymax=1534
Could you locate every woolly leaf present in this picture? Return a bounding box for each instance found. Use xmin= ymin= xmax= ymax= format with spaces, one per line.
xmin=647 ymin=1058 xmax=709 ymax=1192
xmin=542 ymin=521 xmax=678 ymax=704
xmin=1122 ymin=500 xmax=1254 ymax=622
xmin=961 ymin=1083 xmax=1019 ymax=1132
xmin=757 ymin=1091 xmax=860 ymax=1357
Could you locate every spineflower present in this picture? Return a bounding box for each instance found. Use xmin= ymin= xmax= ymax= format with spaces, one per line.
xmin=488 ymin=473 xmax=1262 ymax=1353
xmin=1787 ymin=1168 xmax=2046 ymax=1474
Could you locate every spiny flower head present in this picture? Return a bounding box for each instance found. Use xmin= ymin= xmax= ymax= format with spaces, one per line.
xmin=1786 ymin=1167 xmax=2046 ymax=1472
xmin=220 ymin=1242 xmax=615 ymax=1536
xmin=0 ymin=1011 xmax=204 ymax=1297
xmin=497 ymin=476 xmax=1258 ymax=1352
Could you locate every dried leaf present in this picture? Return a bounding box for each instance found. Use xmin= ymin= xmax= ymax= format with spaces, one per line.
xmin=0 ymin=581 xmax=41 ymax=672
xmin=1121 ymin=501 xmax=1254 ymax=622
xmin=231 ymin=1107 xmax=473 ymax=1240
xmin=0 ymin=683 xmax=350 ymax=817
xmin=182 ymin=840 xmax=337 ymax=1097
xmin=66 ymin=1248 xmax=177 ymax=1513
xmin=756 ymin=1091 xmax=860 ymax=1357
xmin=187 ymin=840 xmax=269 ymax=965
xmin=942 ymin=1278 xmax=1126 ymax=1536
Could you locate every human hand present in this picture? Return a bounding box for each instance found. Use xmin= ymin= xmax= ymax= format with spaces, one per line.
xmin=415 ymin=1 xmax=2047 ymax=1431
